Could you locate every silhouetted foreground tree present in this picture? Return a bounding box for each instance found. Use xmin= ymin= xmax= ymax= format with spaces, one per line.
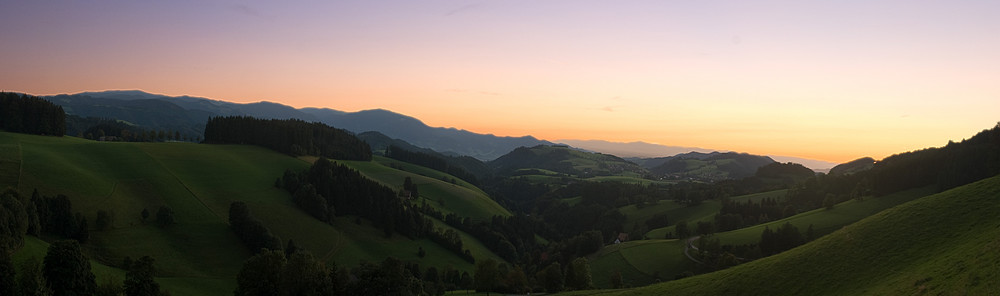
xmin=43 ymin=240 xmax=97 ymax=296
xmin=124 ymin=255 xmax=160 ymax=296
xmin=204 ymin=116 xmax=371 ymax=160
xmin=0 ymin=92 xmax=66 ymax=136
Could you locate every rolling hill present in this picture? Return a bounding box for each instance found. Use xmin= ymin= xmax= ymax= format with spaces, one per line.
xmin=576 ymin=174 xmax=1000 ymax=295
xmin=560 ymin=139 xmax=837 ymax=171
xmin=2 ymin=131 xmax=504 ymax=295
xmin=649 ymin=152 xmax=776 ymax=181
xmin=490 ymin=145 xmax=646 ymax=178
xmin=828 ymin=156 xmax=876 ymax=175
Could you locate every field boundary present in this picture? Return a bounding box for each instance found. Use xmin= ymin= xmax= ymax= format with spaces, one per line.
xmin=141 ymin=149 xmax=224 ymax=221
xmin=15 ymin=142 xmax=22 ymax=189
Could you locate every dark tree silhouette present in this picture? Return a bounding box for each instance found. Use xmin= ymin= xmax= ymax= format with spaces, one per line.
xmin=0 ymin=92 xmax=66 ymax=136
xmin=228 ymin=201 xmax=282 ymax=253
xmin=43 ymin=240 xmax=97 ymax=295
xmin=204 ymin=116 xmax=371 ymax=160
xmin=124 ymin=256 xmax=160 ymax=296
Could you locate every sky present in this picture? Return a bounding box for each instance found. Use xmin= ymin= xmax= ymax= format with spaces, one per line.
xmin=2 ymin=0 xmax=998 ymax=163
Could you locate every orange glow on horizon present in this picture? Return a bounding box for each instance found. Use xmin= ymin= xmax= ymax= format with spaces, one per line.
xmin=3 ymin=1 xmax=998 ymax=165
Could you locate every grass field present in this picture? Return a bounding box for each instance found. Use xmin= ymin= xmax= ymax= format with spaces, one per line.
xmin=341 ymin=156 xmax=511 ymax=221
xmin=579 ymin=175 xmax=1000 ymax=295
xmin=640 ymin=190 xmax=786 ymax=239
xmin=2 ymin=132 xmax=501 ymax=294
xmin=584 ymin=175 xmax=677 ymax=186
xmin=589 ymin=239 xmax=693 ymax=288
xmin=591 ymin=187 xmax=934 ymax=290
xmin=618 ymin=200 xmax=684 ymax=230
xmin=729 ymin=189 xmax=787 ymax=203
xmin=712 ymin=186 xmax=935 ymax=245
xmin=0 ymin=141 xmax=20 ymax=188
xmin=643 ymin=200 xmax=721 ymax=239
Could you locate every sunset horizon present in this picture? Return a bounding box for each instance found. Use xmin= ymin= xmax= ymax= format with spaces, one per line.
xmin=4 ymin=1 xmax=999 ymax=164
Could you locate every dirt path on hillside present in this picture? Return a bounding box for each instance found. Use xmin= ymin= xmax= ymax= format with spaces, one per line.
xmin=684 ymin=236 xmax=703 ymax=264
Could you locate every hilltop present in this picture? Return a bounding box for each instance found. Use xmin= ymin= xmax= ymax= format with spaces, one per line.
xmin=648 ymin=152 xmax=776 ymax=181
xmin=490 ymin=145 xmax=646 ymax=178
xmin=560 ymin=139 xmax=837 ymax=171
xmin=828 ymin=156 xmax=876 ymax=175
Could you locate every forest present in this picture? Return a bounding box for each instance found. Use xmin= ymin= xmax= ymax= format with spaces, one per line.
xmin=0 ymin=92 xmax=65 ymax=137
xmin=204 ymin=116 xmax=372 ymax=161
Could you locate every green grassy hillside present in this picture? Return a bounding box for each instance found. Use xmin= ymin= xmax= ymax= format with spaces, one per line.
xmin=579 ymin=175 xmax=1000 ymax=295
xmin=594 ymin=187 xmax=933 ymax=289
xmin=712 ymin=186 xmax=934 ymax=245
xmin=491 ymin=145 xmax=647 ymax=177
xmin=341 ymin=156 xmax=511 ymax=221
xmin=642 ymin=201 xmax=721 ymax=239
xmin=2 ymin=132 xmax=502 ymax=294
xmin=649 ymin=152 xmax=775 ymax=181
xmin=589 ymin=239 xmax=693 ymax=288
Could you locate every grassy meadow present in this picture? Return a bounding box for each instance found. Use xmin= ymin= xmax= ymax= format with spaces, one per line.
xmin=2 ymin=132 xmax=501 ymax=294
xmin=570 ymin=175 xmax=1000 ymax=295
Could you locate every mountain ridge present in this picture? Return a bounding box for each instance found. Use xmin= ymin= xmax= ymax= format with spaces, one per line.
xmin=43 ymin=90 xmax=551 ymax=160
xmin=559 ymin=139 xmax=838 ymax=171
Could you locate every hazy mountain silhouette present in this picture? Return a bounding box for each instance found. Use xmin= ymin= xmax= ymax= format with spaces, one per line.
xmin=561 ymin=139 xmax=837 ymax=171
xmin=829 ymin=157 xmax=876 ymax=175
xmin=46 ymin=90 xmax=550 ymax=160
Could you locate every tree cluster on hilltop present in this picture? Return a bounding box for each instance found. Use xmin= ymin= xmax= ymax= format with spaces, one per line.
xmin=0 ymin=92 xmax=66 ymax=136
xmin=65 ymin=115 xmax=197 ymax=142
xmin=204 ymin=116 xmax=371 ymax=160
xmin=278 ymin=158 xmax=431 ymax=239
xmin=386 ymin=145 xmax=480 ymax=185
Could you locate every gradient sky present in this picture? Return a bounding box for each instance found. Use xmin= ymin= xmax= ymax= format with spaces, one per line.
xmin=3 ymin=1 xmax=998 ymax=163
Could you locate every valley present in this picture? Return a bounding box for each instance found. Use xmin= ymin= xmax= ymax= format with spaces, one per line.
xmin=0 ymin=91 xmax=997 ymax=295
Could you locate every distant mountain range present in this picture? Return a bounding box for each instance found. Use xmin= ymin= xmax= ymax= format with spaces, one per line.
xmin=641 ymin=151 xmax=778 ymax=181
xmin=43 ymin=90 xmax=840 ymax=169
xmin=558 ymin=139 xmax=838 ymax=171
xmin=44 ymin=90 xmax=550 ymax=160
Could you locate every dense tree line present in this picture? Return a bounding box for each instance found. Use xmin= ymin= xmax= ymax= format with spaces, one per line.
xmin=204 ymin=116 xmax=371 ymax=160
xmin=0 ymin=237 xmax=164 ymax=296
xmin=386 ymin=145 xmax=480 ymax=185
xmin=280 ymin=158 xmax=481 ymax=263
xmin=759 ymin=222 xmax=807 ymax=256
xmin=870 ymin=123 xmax=1000 ymax=195
xmin=437 ymin=212 xmax=548 ymax=264
xmin=714 ymin=197 xmax=787 ymax=232
xmin=0 ymin=92 xmax=66 ymax=136
xmin=229 ymin=201 xmax=282 ymax=253
xmin=235 ymin=250 xmax=477 ymax=296
xmin=279 ymin=158 xmax=431 ymax=238
xmin=66 ymin=115 xmax=200 ymax=142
